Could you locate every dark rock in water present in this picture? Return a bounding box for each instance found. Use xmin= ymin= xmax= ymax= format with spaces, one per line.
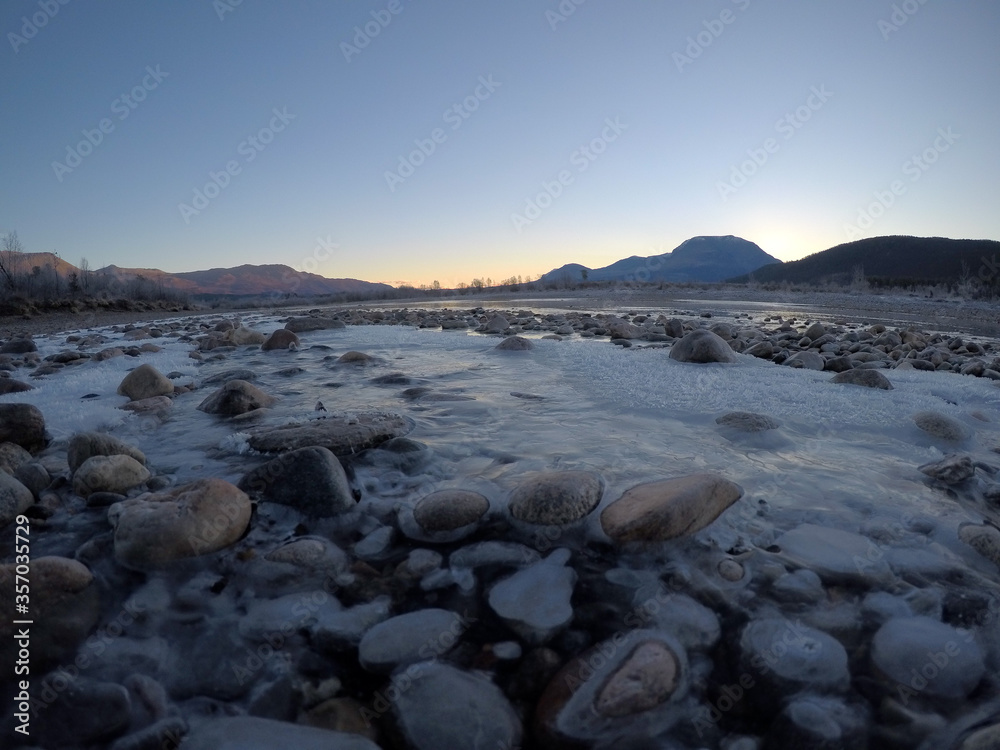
xmin=508 ymin=470 xmax=604 ymax=525
xmin=716 ymin=411 xmax=780 ymax=432
xmin=775 ymin=523 xmax=892 ymax=585
xmin=958 ymin=523 xmax=1000 ymax=567
xmin=197 ymin=379 xmax=277 ymax=416
xmin=389 ymin=661 xmax=522 ymax=750
xmin=919 ymin=454 xmax=975 ymax=484
xmin=669 ymin=330 xmax=738 ymax=363
xmin=0 ymin=336 xmax=36 ymax=353
xmin=535 ymin=629 xmax=689 ymax=746
xmin=337 ymin=350 xmax=375 ymax=364
xmin=117 ymin=363 xmax=174 ymax=400
xmin=913 ymin=411 xmax=970 ymax=442
xmin=182 ymin=716 xmax=381 ymax=750
xmin=72 ymin=454 xmax=151 ymax=497
xmin=600 ymin=473 xmax=743 ymax=543
xmin=248 ymin=412 xmax=411 ymax=455
xmin=767 ymin=694 xmax=870 ymax=749
xmin=495 ymin=335 xmax=534 ymax=351
xmin=239 ymin=446 xmax=354 ymax=516
xmin=871 ymin=616 xmax=984 ymax=701
xmin=32 ymin=678 xmax=131 ymax=748
xmin=14 ymin=460 xmax=50 ymax=497
xmin=0 ymin=402 xmax=47 ymax=452
xmin=413 ymin=489 xmax=490 ymax=532
xmin=285 ymin=316 xmax=345 ymax=332
xmin=0 ymin=441 xmax=32 ymax=474
xmin=831 ymin=368 xmax=894 ymax=390
xmin=261 ymin=328 xmax=300 ymax=351
xmin=68 ymin=431 xmax=146 ymax=473
xmin=202 ymin=368 xmax=258 ymax=384
xmin=488 ymin=549 xmax=576 ymax=644
xmin=370 ymin=372 xmax=411 ymax=385
xmin=0 ymin=378 xmax=33 ymax=394
xmin=358 ymin=608 xmax=467 ymax=673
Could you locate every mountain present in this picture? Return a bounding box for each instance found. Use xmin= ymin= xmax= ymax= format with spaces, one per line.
xmin=728 ymin=236 xmax=1000 ymax=285
xmin=541 ymin=236 xmax=780 ymax=284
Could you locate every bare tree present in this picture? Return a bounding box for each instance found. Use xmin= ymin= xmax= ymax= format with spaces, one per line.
xmin=0 ymin=230 xmax=24 ymax=290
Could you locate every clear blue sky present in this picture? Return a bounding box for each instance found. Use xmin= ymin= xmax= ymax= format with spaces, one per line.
xmin=2 ymin=1 xmax=998 ymax=287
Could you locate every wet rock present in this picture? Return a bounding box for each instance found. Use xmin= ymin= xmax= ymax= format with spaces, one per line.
xmin=265 ymin=537 xmax=349 ymax=570
xmin=535 ymin=629 xmax=689 ymax=746
xmin=508 ymin=470 xmax=604 ymax=525
xmin=109 ymin=478 xmax=252 ymax=570
xmin=312 ymin=596 xmax=392 ymax=651
xmin=745 ymin=341 xmax=774 ymax=358
xmin=248 ymin=412 xmax=411 ymax=455
xmin=600 ymin=473 xmax=743 ymax=543
xmin=14 ymin=460 xmax=49 ymax=498
xmin=412 ymin=489 xmax=489 ymax=532
xmin=0 ymin=556 xmax=101 ymax=673
xmin=738 ymin=618 xmax=849 ymax=711
xmin=202 ymin=367 xmax=258 ymax=385
xmin=0 ymin=378 xmax=32 ymax=394
xmin=1 ymin=336 xmax=36 ymax=353
xmin=33 ymin=678 xmax=131 ymax=748
xmin=767 ymin=694 xmax=870 ymax=749
xmin=182 ymin=716 xmax=381 ymax=750
xmin=0 ymin=402 xmax=47 ymax=452
xmin=716 ymin=412 xmax=780 ymax=432
xmin=389 ymin=661 xmax=522 ymax=750
xmin=68 ymin=431 xmax=146 ymax=473
xmin=805 ymin=322 xmax=827 ymax=340
xmin=913 ymin=411 xmax=970 ymax=442
xmin=831 ymin=368 xmax=894 ymax=390
xmin=784 ymin=351 xmax=826 ymax=370
xmin=669 ymin=329 xmax=738 ymax=363
xmin=358 ymin=608 xmax=467 ymax=673
xmin=238 ymin=590 xmax=342 ymax=643
xmin=646 ymin=592 xmax=721 ymax=652
xmin=239 ymin=446 xmax=353 ymax=516
xmin=224 ymin=326 xmax=266 ymax=346
xmin=495 ymin=335 xmax=534 ymax=351
xmin=337 ymin=350 xmax=375 ymax=365
xmin=919 ymin=454 xmax=975 ymax=484
xmin=261 ymin=328 xmax=300 ymax=351
xmin=488 ymin=548 xmax=576 ymax=644
xmin=871 ymin=616 xmax=984 ymax=701
xmin=775 ymin=523 xmax=891 ymax=585
xmin=73 ymin=454 xmax=151 ymax=498
xmin=197 ymin=380 xmax=277 ymax=416
xmin=121 ymin=395 xmax=173 ymax=413
xmin=117 ymin=363 xmax=174 ymax=401
xmin=485 ymin=314 xmax=511 ymax=333
xmin=958 ymin=523 xmax=1000 ymax=567
xmin=0 ymin=471 xmax=34 ymax=527
xmin=449 ymin=541 xmax=540 ymax=569
xmin=0 ymin=440 xmax=32 ymax=474
xmin=285 ymin=316 xmax=345 ymax=332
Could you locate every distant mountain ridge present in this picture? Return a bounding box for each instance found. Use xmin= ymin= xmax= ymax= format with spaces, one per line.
xmin=541 ymin=236 xmax=781 ymax=284
xmin=728 ymin=236 xmax=1000 ymax=285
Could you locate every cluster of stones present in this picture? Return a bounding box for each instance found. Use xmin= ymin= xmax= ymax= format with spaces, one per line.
xmin=4 ymin=308 xmax=1000 ymax=749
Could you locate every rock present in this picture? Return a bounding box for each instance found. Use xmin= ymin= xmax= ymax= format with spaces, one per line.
xmin=804 ymin=322 xmax=827 ymax=340
xmin=495 ymin=336 xmax=534 ymax=351
xmin=117 ymin=363 xmax=174 ymax=400
xmin=784 ymin=351 xmax=826 ymax=370
xmin=390 ymin=661 xmax=522 ymax=750
xmin=312 ymin=597 xmax=392 ymax=651
xmin=358 ymin=608 xmax=467 ymax=673
xmin=919 ymin=454 xmax=975 ymax=484
xmin=108 ymin=478 xmax=252 ymax=569
xmin=202 ymin=367 xmax=258 ymax=384
xmin=738 ymin=618 xmax=850 ymax=711
xmin=449 ymin=541 xmax=540 ymax=569
xmin=412 ymin=489 xmax=489 ymax=532
xmin=913 ymin=411 xmax=970 ymax=442
xmin=767 ymin=695 xmax=870 ymax=749
xmin=240 ymin=446 xmax=354 ymax=516
xmin=72 ymin=455 xmax=151 ymax=498
xmin=600 ymin=473 xmax=743 ymax=543
xmin=745 ymin=341 xmax=774 ymax=358
xmin=1 ymin=336 xmax=36 ymax=353
xmin=0 ymin=403 xmax=47 ymax=452
xmin=775 ymin=523 xmax=892 ymax=584
xmin=669 ymin=330 xmax=738 ymax=363
xmin=13 ymin=460 xmax=49 ymax=497
xmin=488 ymin=549 xmax=576 ymax=644
xmin=485 ymin=314 xmax=511 ymax=333
xmin=337 ymin=351 xmax=374 ymax=364
xmin=508 ymin=470 xmax=604 ymax=525
xmin=238 ymin=590 xmax=342 ymax=643
xmin=0 ymin=378 xmax=32 ymax=394
xmin=0 ymin=556 xmax=101 ymax=673
xmin=32 ymin=679 xmax=131 ymax=748
xmin=248 ymin=412 xmax=411 ymax=455
xmin=261 ymin=328 xmax=300 ymax=351
xmin=182 ymin=716 xmax=381 ymax=750
xmin=67 ymin=431 xmax=146 ymax=473
xmin=285 ymin=316 xmax=345 ymax=333
xmin=0 ymin=471 xmax=33 ymax=527
xmin=958 ymin=523 xmax=1000 ymax=567
xmin=871 ymin=616 xmax=984 ymax=700
xmin=197 ymin=380 xmax=277 ymax=416
xmin=716 ymin=412 xmax=780 ymax=432
xmin=0 ymin=441 xmax=32 ymax=474
xmin=224 ymin=326 xmax=266 ymax=346
xmin=831 ymin=368 xmax=894 ymax=389
xmin=535 ymin=629 xmax=689 ymax=746
xmin=121 ymin=395 xmax=172 ymax=413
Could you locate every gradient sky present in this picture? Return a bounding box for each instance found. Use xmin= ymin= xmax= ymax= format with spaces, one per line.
xmin=2 ymin=1 xmax=998 ymax=288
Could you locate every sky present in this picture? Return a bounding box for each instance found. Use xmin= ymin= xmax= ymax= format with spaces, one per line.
xmin=2 ymin=1 xmax=999 ymax=288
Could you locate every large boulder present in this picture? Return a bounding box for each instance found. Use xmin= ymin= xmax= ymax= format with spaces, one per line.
xmin=668 ymin=330 xmax=738 ymax=364
xmin=600 ymin=473 xmax=743 ymax=543
xmin=0 ymin=403 xmax=47 ymax=452
xmin=72 ymin=455 xmax=150 ymax=498
xmin=67 ymin=431 xmax=146 ymax=473
xmin=108 ymin=478 xmax=252 ymax=569
xmin=261 ymin=329 xmax=300 ymax=351
xmin=239 ymin=446 xmax=354 ymax=516
xmin=197 ymin=380 xmax=277 ymax=416
xmin=248 ymin=412 xmax=411 ymax=455
xmin=117 ymin=363 xmax=174 ymax=401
